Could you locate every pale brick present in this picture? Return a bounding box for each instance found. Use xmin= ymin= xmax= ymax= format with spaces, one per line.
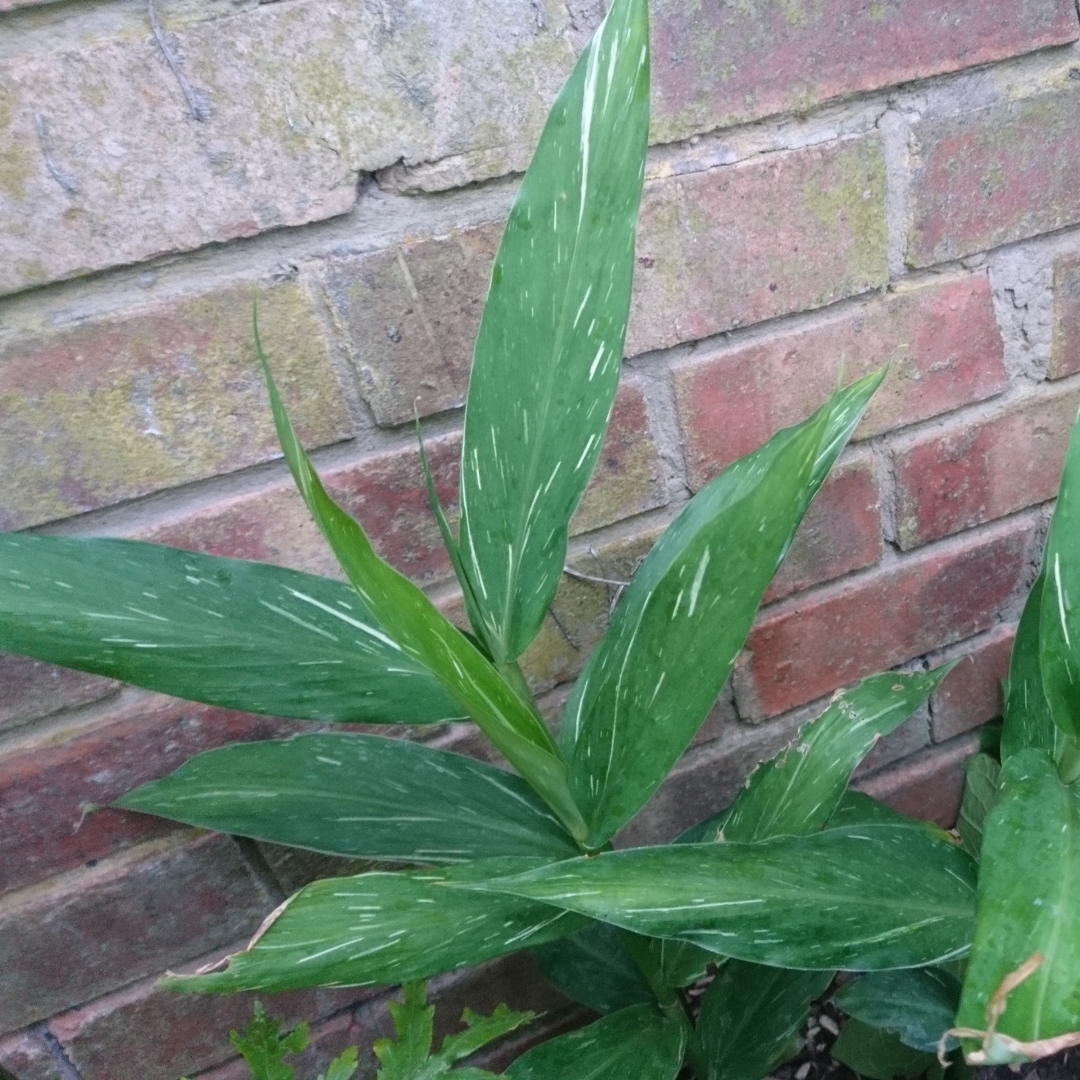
xmin=0 ymin=1030 xmax=64 ymax=1080
xmin=0 ymin=653 xmax=117 ymax=734
xmin=1051 ymin=251 xmax=1080 ymax=379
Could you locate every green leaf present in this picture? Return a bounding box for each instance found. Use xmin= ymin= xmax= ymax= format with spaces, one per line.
xmin=956 ymin=754 xmax=1000 ymax=860
xmin=562 ymin=370 xmax=885 ymax=849
xmin=831 ymin=1018 xmax=939 ymax=1080
xmin=457 ymin=0 xmax=651 ymax=664
xmin=697 ymin=962 xmax=831 ymax=1080
xmin=718 ymin=668 xmax=952 ymax=844
xmin=230 ymin=1002 xmax=310 ymax=1080
xmin=0 ymin=534 xmax=464 ymax=725
xmin=319 ymin=1048 xmax=359 ymax=1080
xmin=1039 ymin=397 xmax=1080 ymax=742
xmin=115 ymin=734 xmax=579 ymax=865
xmin=641 ymin=937 xmax=713 ymax=993
xmin=835 ymin=969 xmax=962 ymax=1053
xmin=257 ymin=326 xmax=586 ymax=843
xmin=376 ymin=982 xmax=434 ymax=1080
xmin=437 ymin=1004 xmax=534 ymax=1065
xmin=465 ymin=820 xmax=976 ymax=970
xmin=168 ymin=859 xmax=589 ymax=995
xmin=531 ymin=922 xmax=654 ymax=1014
xmin=505 ymin=1004 xmax=685 ymax=1080
xmin=954 ymin=748 xmax=1080 ymax=1064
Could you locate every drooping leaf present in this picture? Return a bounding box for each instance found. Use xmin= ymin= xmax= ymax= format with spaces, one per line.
xmin=257 ymin=329 xmax=585 ymax=843
xmin=466 ymin=820 xmax=976 ymax=971
xmin=561 ymin=370 xmax=886 ymax=849
xmin=956 ymin=754 xmax=1001 ymax=860
xmin=830 ymin=1018 xmax=938 ymax=1080
xmin=505 ymin=1004 xmax=685 ymax=1080
xmin=169 ymin=859 xmax=589 ymax=995
xmin=954 ymin=748 xmax=1080 ymax=1064
xmin=717 ymin=668 xmax=951 ymax=844
xmin=835 ymin=968 xmax=962 ymax=1053
xmin=531 ymin=921 xmax=653 ymax=1014
xmin=697 ymin=962 xmax=831 ymax=1080
xmin=1039 ymin=397 xmax=1080 ymax=741
xmin=0 ymin=534 xmax=464 ymax=724
xmin=457 ymin=0 xmax=651 ymax=665
xmin=115 ymin=734 xmax=579 ymax=864
xmin=230 ymin=1002 xmax=310 ymax=1080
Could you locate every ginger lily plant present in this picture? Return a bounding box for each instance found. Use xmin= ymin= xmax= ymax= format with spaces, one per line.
xmin=2 ymin=0 xmax=1078 ymax=1074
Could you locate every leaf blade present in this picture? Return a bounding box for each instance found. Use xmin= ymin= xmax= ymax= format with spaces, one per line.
xmin=458 ymin=0 xmax=651 ymax=663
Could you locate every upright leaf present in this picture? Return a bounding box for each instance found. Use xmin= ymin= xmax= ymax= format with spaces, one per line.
xmin=954 ymin=748 xmax=1080 ymax=1063
xmin=257 ymin=333 xmax=585 ymax=842
xmin=506 ymin=1004 xmax=685 ymax=1080
xmin=0 ymin=534 xmax=463 ymax=724
xmin=116 ymin=734 xmax=579 ymax=864
xmin=562 ymin=371 xmax=885 ymax=848
xmin=956 ymin=753 xmax=1001 ymax=860
xmin=171 ymin=858 xmax=588 ymax=995
xmin=375 ymin=982 xmax=434 ymax=1080
xmin=466 ymin=820 xmax=976 ymax=971
xmin=719 ymin=668 xmax=951 ymax=844
xmin=697 ymin=962 xmax=831 ymax=1080
xmin=230 ymin=1002 xmax=310 ymax=1080
xmin=1039 ymin=397 xmax=1080 ymax=741
xmin=457 ymin=0 xmax=651 ymax=664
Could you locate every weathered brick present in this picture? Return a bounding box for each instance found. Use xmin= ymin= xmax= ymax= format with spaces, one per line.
xmin=50 ymin=957 xmax=370 ymax=1080
xmin=765 ymin=453 xmax=883 ymax=604
xmin=1051 ymin=252 xmax=1080 ymax=379
xmin=674 ymin=273 xmax=1006 ymax=483
xmin=735 ymin=514 xmax=1037 ymax=720
xmin=628 ymin=135 xmax=888 ymax=354
xmin=320 ymin=226 xmax=502 ymax=426
xmin=908 ymin=78 xmax=1080 ymax=267
xmin=892 ymin=386 xmax=1079 ymax=549
xmin=0 ymin=653 xmax=117 ymax=734
xmin=0 ymin=1030 xmax=64 ymax=1080
xmin=0 ymin=280 xmax=350 ymax=531
xmin=0 ymin=1 xmax=576 ymax=294
xmin=0 ymin=697 xmax=305 ymax=897
xmin=854 ymin=732 xmax=981 ymax=828
xmin=931 ymin=624 xmax=1015 ymax=742
xmin=648 ymin=0 xmax=1079 ymax=144
xmin=0 ymin=835 xmax=274 ymax=1033
xmin=141 ymin=382 xmax=666 ymax=584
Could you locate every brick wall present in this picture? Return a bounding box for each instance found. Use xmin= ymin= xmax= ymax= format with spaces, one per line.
xmin=2 ymin=1 xmax=1079 ymax=1077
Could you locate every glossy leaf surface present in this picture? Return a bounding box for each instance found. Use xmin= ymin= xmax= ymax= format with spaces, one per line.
xmin=468 ymin=821 xmax=976 ymax=970
xmin=458 ymin=0 xmax=650 ymax=664
xmin=698 ymin=962 xmax=831 ymax=1080
xmin=259 ymin=336 xmax=585 ymax=841
xmin=1039 ymin=397 xmax=1080 ymax=740
xmin=957 ymin=754 xmax=1000 ymax=860
xmin=835 ymin=968 xmax=962 ymax=1052
xmin=719 ymin=668 xmax=951 ymax=843
xmin=0 ymin=534 xmax=463 ymax=724
xmin=506 ymin=1004 xmax=685 ymax=1080
xmin=171 ymin=858 xmax=588 ymax=995
xmin=116 ymin=734 xmax=579 ymax=864
xmin=955 ymin=749 xmax=1080 ymax=1062
xmin=562 ymin=371 xmax=885 ymax=848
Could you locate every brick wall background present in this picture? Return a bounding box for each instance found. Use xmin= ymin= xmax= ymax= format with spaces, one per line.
xmin=2 ymin=1 xmax=1080 ymax=1077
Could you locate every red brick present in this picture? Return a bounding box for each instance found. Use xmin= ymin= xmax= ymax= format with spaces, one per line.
xmin=931 ymin=625 xmax=1016 ymax=742
xmin=141 ymin=382 xmax=666 ymax=585
xmin=650 ymin=0 xmax=1079 ymax=143
xmin=0 ymin=281 xmax=351 ymax=531
xmin=892 ymin=387 xmax=1079 ymax=549
xmin=1051 ymin=252 xmax=1080 ymax=379
xmin=50 ymin=956 xmax=370 ymax=1080
xmin=0 ymin=653 xmax=117 ymax=734
xmin=765 ymin=453 xmax=883 ymax=604
xmin=854 ymin=732 xmax=982 ymax=828
xmin=674 ymin=273 xmax=1007 ymax=483
xmin=0 ymin=1030 xmax=64 ymax=1080
xmin=908 ymin=80 xmax=1080 ymax=267
xmin=735 ymin=514 xmax=1037 ymax=720
xmin=628 ymin=135 xmax=888 ymax=355
xmin=0 ymin=835 xmax=275 ymax=1033
xmin=0 ymin=696 xmax=306 ymax=897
